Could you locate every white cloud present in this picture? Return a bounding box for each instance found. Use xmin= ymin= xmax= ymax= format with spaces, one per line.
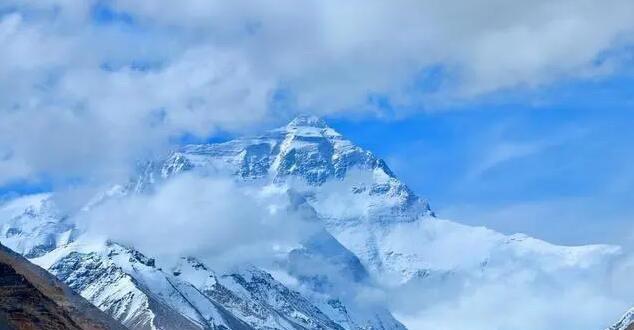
xmin=78 ymin=174 xmax=321 ymax=270
xmin=1 ymin=0 xmax=633 ymax=185
xmin=111 ymin=0 xmax=634 ymax=97
xmin=393 ymin=272 xmax=630 ymax=330
xmin=382 ymin=224 xmax=634 ymax=330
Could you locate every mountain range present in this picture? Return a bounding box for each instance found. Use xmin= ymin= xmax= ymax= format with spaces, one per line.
xmin=0 ymin=115 xmax=631 ymax=330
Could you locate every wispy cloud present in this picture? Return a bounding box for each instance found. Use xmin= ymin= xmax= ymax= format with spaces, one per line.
xmin=468 ymin=140 xmax=555 ymax=178
xmin=467 ymin=123 xmax=587 ymax=179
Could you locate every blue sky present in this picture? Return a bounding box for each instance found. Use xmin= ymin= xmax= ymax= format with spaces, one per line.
xmin=331 ymin=75 xmax=634 ymax=246
xmin=1 ymin=0 xmax=634 ymax=247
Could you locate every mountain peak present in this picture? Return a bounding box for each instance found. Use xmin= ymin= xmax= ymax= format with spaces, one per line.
xmin=286 ymin=115 xmax=328 ymax=129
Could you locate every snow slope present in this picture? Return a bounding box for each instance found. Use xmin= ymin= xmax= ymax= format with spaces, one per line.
xmin=608 ymin=308 xmax=634 ymax=330
xmin=32 ymin=238 xmax=386 ymax=330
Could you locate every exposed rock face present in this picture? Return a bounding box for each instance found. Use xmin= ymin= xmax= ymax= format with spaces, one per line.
xmin=0 ymin=243 xmax=127 ymax=330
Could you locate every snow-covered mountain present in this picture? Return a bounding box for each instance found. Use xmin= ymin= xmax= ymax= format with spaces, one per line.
xmin=0 ymin=193 xmax=75 ymax=258
xmin=131 ymin=115 xmax=619 ymax=284
xmin=0 ymin=115 xmax=628 ymax=329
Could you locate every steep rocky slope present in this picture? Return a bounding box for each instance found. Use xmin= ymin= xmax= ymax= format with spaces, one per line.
xmin=0 ymin=243 xmax=126 ymax=330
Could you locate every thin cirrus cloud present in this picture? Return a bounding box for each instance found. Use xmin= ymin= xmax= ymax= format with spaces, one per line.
xmin=1 ymin=0 xmax=634 ymax=187
xmin=466 ymin=126 xmax=587 ymax=180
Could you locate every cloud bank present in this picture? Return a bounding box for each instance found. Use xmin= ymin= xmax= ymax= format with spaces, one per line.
xmin=1 ymin=0 xmax=634 ymax=185
xmin=79 ymin=174 xmax=321 ymax=270
xmin=393 ymin=272 xmax=630 ymax=330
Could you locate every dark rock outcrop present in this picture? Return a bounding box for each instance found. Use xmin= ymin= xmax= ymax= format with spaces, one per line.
xmin=0 ymin=243 xmax=127 ymax=330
